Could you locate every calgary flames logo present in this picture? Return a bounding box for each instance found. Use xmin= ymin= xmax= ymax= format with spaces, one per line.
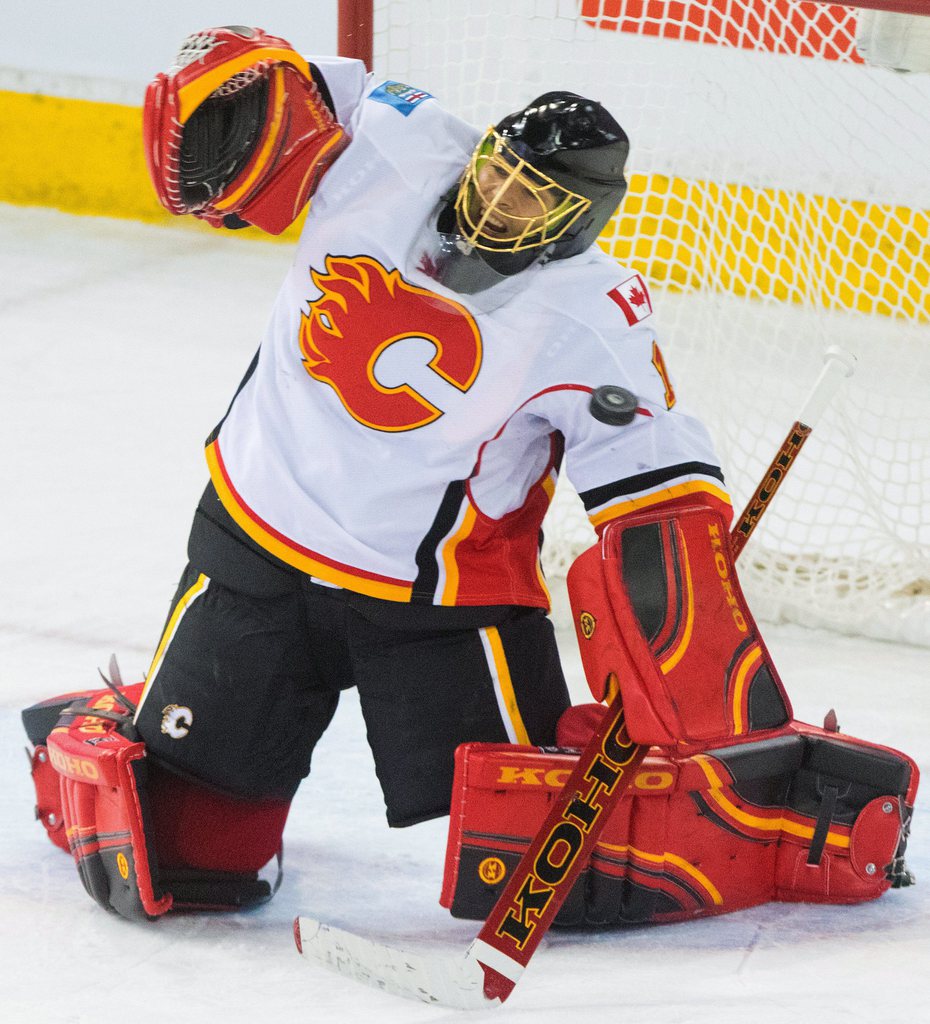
xmin=299 ymin=255 xmax=483 ymax=431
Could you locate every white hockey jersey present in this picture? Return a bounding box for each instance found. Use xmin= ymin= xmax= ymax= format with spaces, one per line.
xmin=206 ymin=60 xmax=729 ymax=609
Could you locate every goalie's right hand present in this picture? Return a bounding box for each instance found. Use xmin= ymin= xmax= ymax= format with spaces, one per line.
xmin=143 ymin=26 xmax=348 ymax=235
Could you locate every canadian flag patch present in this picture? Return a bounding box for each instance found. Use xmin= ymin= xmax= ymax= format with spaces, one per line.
xmin=607 ymin=273 xmax=653 ymax=326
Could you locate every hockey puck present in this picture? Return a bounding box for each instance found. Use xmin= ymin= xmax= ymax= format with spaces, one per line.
xmin=589 ymin=385 xmax=638 ymax=426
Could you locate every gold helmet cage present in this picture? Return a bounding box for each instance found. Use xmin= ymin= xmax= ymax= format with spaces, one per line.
xmin=454 ymin=129 xmax=591 ymax=253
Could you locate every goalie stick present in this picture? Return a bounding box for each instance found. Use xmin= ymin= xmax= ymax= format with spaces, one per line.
xmin=730 ymin=345 xmax=855 ymax=558
xmin=294 ymin=347 xmax=857 ymax=1009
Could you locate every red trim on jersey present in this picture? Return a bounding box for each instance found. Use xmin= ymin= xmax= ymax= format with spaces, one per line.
xmin=447 ymin=385 xmax=654 ymax=605
xmin=439 ymin=422 xmax=563 ymax=607
xmin=464 ymin=385 xmax=595 ymax=523
xmin=452 ymin=471 xmax=556 ymax=608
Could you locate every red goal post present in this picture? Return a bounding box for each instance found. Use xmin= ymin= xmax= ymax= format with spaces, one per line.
xmin=337 ymin=0 xmax=374 ymax=68
xmin=337 ymin=1 xmax=930 ymax=646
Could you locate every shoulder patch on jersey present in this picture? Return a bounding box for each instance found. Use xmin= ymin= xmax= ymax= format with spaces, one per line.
xmin=607 ymin=273 xmax=653 ymax=326
xmin=369 ymin=81 xmax=434 ymax=116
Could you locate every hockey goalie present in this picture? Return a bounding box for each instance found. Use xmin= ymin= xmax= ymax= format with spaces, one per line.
xmin=22 ymin=26 xmax=917 ymax=934
xmin=23 ymin=507 xmax=918 ymax=926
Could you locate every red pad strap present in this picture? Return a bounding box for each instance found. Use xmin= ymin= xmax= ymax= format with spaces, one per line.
xmin=568 ymin=502 xmax=792 ymax=747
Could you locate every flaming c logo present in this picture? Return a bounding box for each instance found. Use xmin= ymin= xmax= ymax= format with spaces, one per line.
xmin=299 ymin=255 xmax=483 ymax=431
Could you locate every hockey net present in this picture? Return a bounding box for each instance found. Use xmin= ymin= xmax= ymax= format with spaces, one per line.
xmin=365 ymin=0 xmax=930 ymax=646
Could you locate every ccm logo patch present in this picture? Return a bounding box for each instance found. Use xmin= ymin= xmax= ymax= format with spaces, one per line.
xmin=607 ymin=273 xmax=653 ymax=326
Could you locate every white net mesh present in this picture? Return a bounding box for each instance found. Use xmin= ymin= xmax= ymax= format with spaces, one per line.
xmin=170 ymin=30 xmax=222 ymax=73
xmin=372 ymin=0 xmax=930 ymax=645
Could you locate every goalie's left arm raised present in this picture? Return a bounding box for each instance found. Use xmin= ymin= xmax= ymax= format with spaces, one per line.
xmin=143 ymin=26 xmax=362 ymax=235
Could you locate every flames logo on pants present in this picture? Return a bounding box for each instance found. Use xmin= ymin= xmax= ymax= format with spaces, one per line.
xmin=299 ymin=255 xmax=483 ymax=431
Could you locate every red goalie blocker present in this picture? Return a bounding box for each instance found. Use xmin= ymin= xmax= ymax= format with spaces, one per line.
xmin=569 ymin=501 xmax=793 ymax=748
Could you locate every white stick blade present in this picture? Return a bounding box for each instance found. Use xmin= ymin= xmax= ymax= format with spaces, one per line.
xmin=294 ymin=916 xmax=502 ymax=1010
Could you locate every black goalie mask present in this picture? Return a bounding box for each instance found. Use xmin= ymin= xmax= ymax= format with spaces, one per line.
xmin=426 ymin=92 xmax=629 ymax=294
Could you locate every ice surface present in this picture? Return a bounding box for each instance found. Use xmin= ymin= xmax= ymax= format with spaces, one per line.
xmin=1 ymin=206 xmax=927 ymax=1023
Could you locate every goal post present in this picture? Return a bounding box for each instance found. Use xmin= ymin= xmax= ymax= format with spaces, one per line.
xmin=339 ymin=1 xmax=930 ymax=646
xmin=337 ymin=0 xmax=374 ymax=68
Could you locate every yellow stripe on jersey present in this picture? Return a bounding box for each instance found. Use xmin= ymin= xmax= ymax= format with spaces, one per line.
xmin=534 ymin=556 xmax=551 ymax=606
xmin=134 ymin=573 xmax=210 ymax=721
xmin=481 ymin=626 xmax=530 ymax=746
xmin=534 ymin=470 xmax=558 ymax=602
xmin=541 ymin=471 xmax=557 ymax=501
xmin=439 ymin=503 xmax=478 ymax=605
xmin=589 ymin=480 xmax=732 ymax=529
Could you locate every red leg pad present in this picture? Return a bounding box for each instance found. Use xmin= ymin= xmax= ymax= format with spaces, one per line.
xmin=441 ymin=720 xmax=918 ymax=926
xmin=568 ymin=503 xmax=792 ymax=747
xmin=49 ymin=706 xmax=172 ymax=920
xmin=148 ymin=765 xmax=290 ymax=874
xmin=34 ymin=683 xmax=290 ymax=918
xmin=24 ymin=681 xmax=148 ymax=858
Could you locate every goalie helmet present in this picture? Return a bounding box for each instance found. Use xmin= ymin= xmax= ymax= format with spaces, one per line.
xmin=426 ymin=92 xmax=629 ymax=293
xmin=143 ymin=26 xmax=348 ymax=235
